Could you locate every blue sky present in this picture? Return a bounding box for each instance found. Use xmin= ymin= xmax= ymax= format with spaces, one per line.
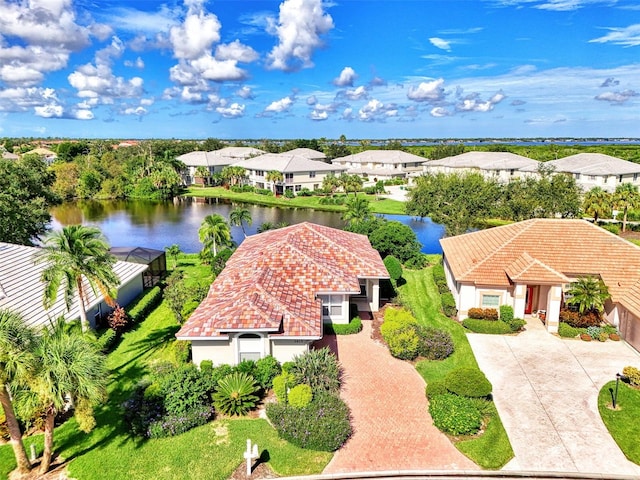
xmin=1 ymin=0 xmax=640 ymax=140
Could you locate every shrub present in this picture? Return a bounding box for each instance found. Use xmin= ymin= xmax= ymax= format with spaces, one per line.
xmin=463 ymin=319 xmax=512 ymax=334
xmin=416 ymin=326 xmax=454 ymax=360
xmin=266 ymin=392 xmax=352 ymax=451
xmin=622 ymin=366 xmax=640 ymax=387
xmin=147 ymin=404 xmax=215 ymax=439
xmin=467 ymin=308 xmax=485 ymax=319
xmin=297 ymin=188 xmax=312 ymax=196
xmin=558 ymin=322 xmax=582 ymax=338
xmin=283 ymin=189 xmax=295 ymax=199
xmin=559 ymin=309 xmax=579 ymax=325
xmin=441 ymin=293 xmax=457 ymax=317
xmin=96 ymin=328 xmax=117 ymax=352
xmin=598 ymin=331 xmax=609 ymax=342
xmin=602 ymin=324 xmax=618 ymax=335
xmin=288 ymin=384 xmax=313 ymax=408
xmin=404 ymin=254 xmax=427 ymax=270
xmin=444 ymin=367 xmax=492 ymax=398
xmin=254 ymin=356 xmax=281 ymax=389
xmin=324 ymin=316 xmax=362 ymax=335
xmin=256 ymin=188 xmax=273 ymax=196
xmin=384 ymin=255 xmax=403 ymax=282
xmin=387 ymin=328 xmax=420 ymax=360
xmin=601 ymin=223 xmax=620 ymax=235
xmin=107 ymin=305 xmax=129 ymax=332
xmin=499 ymin=305 xmax=514 ymax=323
xmin=429 ymin=394 xmax=483 ymax=436
xmin=126 ymin=286 xmax=162 ymax=323
xmin=425 ymin=379 xmax=448 ymax=399
xmin=610 ymin=333 xmax=621 ymax=341
xmin=483 ymin=308 xmax=499 ymax=320
xmin=580 ymin=333 xmax=592 ymax=341
xmin=273 ymin=371 xmax=295 ymax=403
xmin=200 ymin=360 xmax=213 ymax=375
xmin=158 ymin=364 xmax=215 ymax=417
xmin=508 ymin=318 xmax=526 ymax=332
xmin=211 ymin=364 xmax=234 ymax=387
xmin=290 ymin=348 xmax=341 ymax=393
xmin=586 ymin=326 xmax=603 ymax=339
xmin=235 ymin=359 xmax=257 ymax=378
xmin=213 ymin=372 xmax=260 ymax=416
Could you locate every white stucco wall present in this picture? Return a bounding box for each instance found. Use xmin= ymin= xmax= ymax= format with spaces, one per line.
xmin=271 ymin=339 xmax=311 ymax=363
xmin=191 ymin=339 xmax=234 ymax=367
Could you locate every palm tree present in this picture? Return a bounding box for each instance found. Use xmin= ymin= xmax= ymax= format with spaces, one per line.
xmin=229 ymin=207 xmax=252 ymax=238
xmin=322 ymin=173 xmax=341 ymax=194
xmin=194 ymin=166 xmax=210 ymax=185
xmin=31 ymin=320 xmax=107 ymax=474
xmin=342 ymin=196 xmax=372 ymax=226
xmin=165 ymin=243 xmax=181 ymax=269
xmin=566 ymin=276 xmax=610 ymax=316
xmin=614 ymin=183 xmax=640 ymax=233
xmin=582 ymin=187 xmax=612 ymax=223
xmin=199 ymin=214 xmax=231 ymax=257
xmin=35 ymin=225 xmax=120 ymax=333
xmin=265 ymin=170 xmax=284 ymax=195
xmin=0 ymin=309 xmax=35 ymax=474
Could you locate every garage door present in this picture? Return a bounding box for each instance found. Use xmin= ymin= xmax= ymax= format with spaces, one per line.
xmin=620 ymin=312 xmax=640 ymax=353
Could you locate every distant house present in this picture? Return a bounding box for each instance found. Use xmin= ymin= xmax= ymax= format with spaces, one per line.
xmin=176 ymin=223 xmax=389 ymax=366
xmin=331 ymin=150 xmax=425 ymax=181
xmin=25 ymin=147 xmax=57 ymax=164
xmin=1 ymin=151 xmax=19 ymax=160
xmin=421 ymin=151 xmax=540 ymax=183
xmin=109 ymin=246 xmax=166 ymax=287
xmin=233 ymin=153 xmax=346 ymax=194
xmin=440 ymin=219 xmax=640 ymax=351
xmin=281 ymin=148 xmax=327 ymax=161
xmin=0 ymin=242 xmax=148 ymax=329
xmin=178 ymin=147 xmax=265 ymax=185
xmin=519 ymin=153 xmax=640 ymax=192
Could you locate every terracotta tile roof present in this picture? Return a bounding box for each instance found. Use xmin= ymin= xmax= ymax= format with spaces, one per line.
xmin=505 ymin=252 xmax=570 ymax=284
xmin=176 ymin=222 xmax=388 ymax=339
xmin=440 ymin=219 xmax=640 ymax=307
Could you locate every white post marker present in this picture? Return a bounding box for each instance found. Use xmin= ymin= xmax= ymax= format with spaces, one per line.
xmin=244 ymin=438 xmax=259 ymax=476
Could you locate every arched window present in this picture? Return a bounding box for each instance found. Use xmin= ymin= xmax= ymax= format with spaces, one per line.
xmin=238 ymin=333 xmax=263 ymax=362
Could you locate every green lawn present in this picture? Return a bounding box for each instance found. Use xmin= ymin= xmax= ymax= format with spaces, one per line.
xmin=185 ymin=186 xmax=406 ymax=215
xmin=398 ymin=266 xmax=514 ymax=469
xmin=598 ymin=381 xmax=640 ymax=464
xmin=0 ymin=259 xmax=331 ymax=479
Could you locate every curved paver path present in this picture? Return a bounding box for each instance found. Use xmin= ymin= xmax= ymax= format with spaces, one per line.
xmin=319 ymin=321 xmax=478 ymax=474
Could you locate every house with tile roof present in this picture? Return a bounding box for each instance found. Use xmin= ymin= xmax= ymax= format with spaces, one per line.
xmin=176 ymin=222 xmax=389 ymax=366
xmin=331 ymin=150 xmax=425 ymax=181
xmin=440 ymin=218 xmax=640 ymax=351
xmin=177 ymin=147 xmax=266 ymax=185
xmin=232 ymin=153 xmax=346 ymax=195
xmin=0 ymin=242 xmax=148 ymax=330
xmin=422 ymin=151 xmax=540 ymax=183
xmin=281 ymin=148 xmax=327 ymax=161
xmin=519 ymin=153 xmax=640 ymax=192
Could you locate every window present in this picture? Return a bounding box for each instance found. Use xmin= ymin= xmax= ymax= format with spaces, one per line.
xmin=359 ymin=279 xmax=367 ymax=296
xmin=575 ymin=173 xmax=581 ymax=180
xmin=509 ymin=169 xmax=515 ymax=176
xmin=238 ymin=333 xmax=262 ymax=362
xmin=634 ymin=173 xmax=639 ymax=181
xmin=313 ymin=184 xmax=319 ymax=190
xmin=309 ymin=171 xmax=316 ymax=178
xmin=321 ymin=295 xmax=343 ymax=317
xmin=481 ymin=294 xmax=500 ymax=308
xmin=285 ymin=173 xmax=293 ymax=182
xmin=589 ymin=175 xmax=596 ymax=181
xmin=294 ymin=185 xmax=302 ymax=192
xmin=255 ymin=170 xmax=264 ymax=177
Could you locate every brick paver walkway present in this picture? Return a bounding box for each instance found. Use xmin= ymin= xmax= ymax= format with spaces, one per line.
xmin=318 ymin=320 xmax=478 ymax=474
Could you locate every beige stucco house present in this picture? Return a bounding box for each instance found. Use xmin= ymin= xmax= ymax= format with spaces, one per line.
xmin=176 ymin=223 xmax=389 ymax=366
xmin=178 ymin=147 xmax=265 ymax=185
xmin=331 ymin=149 xmax=425 ymax=181
xmin=441 ymin=218 xmax=640 ymax=351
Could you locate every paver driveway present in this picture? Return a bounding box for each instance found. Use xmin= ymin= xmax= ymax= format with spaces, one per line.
xmin=318 ymin=321 xmax=477 ymax=474
xmin=467 ymin=318 xmax=640 ymax=477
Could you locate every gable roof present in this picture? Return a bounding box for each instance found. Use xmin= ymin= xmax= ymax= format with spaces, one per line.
xmin=440 ymin=219 xmax=640 ymax=307
xmin=282 ymin=148 xmax=326 ymax=160
xmin=232 ymin=153 xmax=344 ymax=173
xmin=333 ymin=149 xmax=426 ymax=165
xmin=519 ymin=153 xmax=640 ymax=175
xmin=177 ymin=151 xmax=231 ymax=167
xmin=0 ymin=242 xmax=147 ymax=329
xmin=424 ymin=151 xmax=540 ymax=171
xmin=176 ymin=222 xmax=389 ymax=340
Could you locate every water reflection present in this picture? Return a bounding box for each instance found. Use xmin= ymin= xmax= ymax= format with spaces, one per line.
xmin=50 ymin=198 xmax=445 ymax=254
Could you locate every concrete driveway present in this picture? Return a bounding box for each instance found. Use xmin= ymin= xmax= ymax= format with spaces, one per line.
xmin=467 ymin=318 xmax=640 ymax=477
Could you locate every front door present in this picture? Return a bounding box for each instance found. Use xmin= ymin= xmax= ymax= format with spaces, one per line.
xmin=525 ymin=286 xmax=534 ymax=314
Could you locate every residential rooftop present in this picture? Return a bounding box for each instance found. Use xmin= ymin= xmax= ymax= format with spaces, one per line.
xmin=519 ymin=153 xmax=640 ymax=175
xmin=424 ymin=151 xmax=540 ymax=171
xmin=232 ymin=153 xmax=345 ymax=172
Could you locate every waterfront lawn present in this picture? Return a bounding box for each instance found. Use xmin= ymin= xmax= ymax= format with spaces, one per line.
xmin=0 ymin=259 xmax=331 ymax=480
xmin=598 ymin=381 xmax=640 ymax=464
xmin=185 ymin=186 xmax=406 ymax=215
xmin=398 ymin=266 xmax=514 ymax=469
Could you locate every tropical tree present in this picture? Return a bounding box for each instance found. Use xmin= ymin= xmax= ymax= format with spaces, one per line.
xmin=220 ymin=166 xmax=246 ymax=187
xmin=582 ymin=187 xmax=612 ymax=223
xmin=566 ymin=276 xmax=610 ymax=317
xmin=265 ymin=170 xmax=284 ymax=195
xmin=229 ymin=207 xmax=253 ymax=238
xmin=194 ymin=166 xmax=210 ymax=185
xmin=0 ymin=310 xmax=36 ymax=474
xmin=340 ymin=173 xmax=363 ymax=196
xmin=31 ymin=320 xmax=108 ymax=474
xmin=342 ymin=196 xmax=372 ymax=226
xmin=166 ymin=243 xmax=182 ymax=269
xmin=35 ymin=225 xmax=120 ymax=332
xmin=614 ymin=183 xmax=640 ymax=233
xmin=322 ymin=173 xmax=341 ymax=194
xmin=199 ymin=214 xmax=231 ymax=257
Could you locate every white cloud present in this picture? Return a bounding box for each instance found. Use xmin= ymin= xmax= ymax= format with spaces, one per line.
xmin=306 ymin=95 xmax=317 ymax=105
xmin=236 ymin=86 xmax=254 ymax=99
xmin=456 ymin=90 xmax=506 ymax=112
xmin=590 ymin=24 xmax=640 ymax=47
xmin=215 ymin=40 xmax=259 ymax=63
xmin=429 ymin=37 xmax=451 ymax=51
xmin=342 ymin=107 xmax=354 ymax=120
xmin=124 ymin=57 xmax=145 ymax=69
xmin=407 ymin=79 xmax=446 ymax=103
xmin=265 ymin=96 xmax=294 ymax=113
xmin=216 ymin=103 xmax=245 ymax=118
xmin=98 ymin=5 xmax=179 ymax=34
xmin=358 ymin=99 xmax=388 ymax=121
xmin=333 ymin=67 xmax=357 ymax=87
xmin=266 ymin=0 xmax=334 ymax=71
xmin=341 ymin=86 xmax=368 ymax=101
xmin=169 ymin=4 xmax=221 ymax=60
xmin=595 ymin=90 xmax=638 ymax=104
xmin=122 ymin=106 xmax=147 ymax=116
xmin=310 ymin=110 xmax=328 ymax=120
xmin=489 ymin=0 xmax=610 ymax=10
xmin=430 ymin=107 xmax=451 ymax=117
xmin=73 ymin=109 xmax=94 ymax=120
xmin=34 ymin=103 xmax=64 ymax=118
xmin=190 ymin=55 xmax=250 ymax=82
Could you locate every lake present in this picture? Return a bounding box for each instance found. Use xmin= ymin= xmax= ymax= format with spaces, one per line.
xmin=50 ymin=198 xmax=446 ymax=254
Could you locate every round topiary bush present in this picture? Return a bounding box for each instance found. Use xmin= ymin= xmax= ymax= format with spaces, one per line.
xmin=425 ymin=379 xmax=448 ymax=399
xmin=416 ymin=326 xmax=454 ymax=360
xmin=444 ymin=367 xmax=492 ymax=398
xmin=383 ymin=255 xmax=403 ymax=282
xmin=428 ymin=393 xmax=483 ymax=436
xmin=288 ymin=384 xmax=313 ymax=408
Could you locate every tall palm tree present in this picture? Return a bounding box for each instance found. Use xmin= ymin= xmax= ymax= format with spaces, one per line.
xmin=35 ymin=225 xmax=120 ymax=332
xmin=614 ymin=183 xmax=640 ymax=233
xmin=31 ymin=320 xmax=107 ymax=474
xmin=0 ymin=309 xmax=35 ymax=474
xmin=199 ymin=214 xmax=231 ymax=257
xmin=342 ymin=196 xmax=372 ymax=226
xmin=582 ymin=186 xmax=612 ymax=223
xmin=265 ymin=170 xmax=284 ymax=195
xmin=566 ymin=276 xmax=610 ymax=316
xmin=229 ymin=207 xmax=252 ymax=238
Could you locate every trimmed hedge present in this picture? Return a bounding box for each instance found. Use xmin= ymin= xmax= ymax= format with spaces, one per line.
xmin=126 ymin=286 xmax=163 ymax=324
xmin=463 ymin=319 xmax=512 ymax=334
xmin=444 ymin=367 xmax=492 ymax=398
xmin=441 ymin=293 xmax=457 ymax=317
xmin=384 ymin=255 xmax=403 ymax=282
xmin=468 ymin=308 xmax=499 ymax=320
xmin=324 ymin=316 xmax=362 ymax=335
xmin=429 ymin=394 xmax=483 ymax=436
